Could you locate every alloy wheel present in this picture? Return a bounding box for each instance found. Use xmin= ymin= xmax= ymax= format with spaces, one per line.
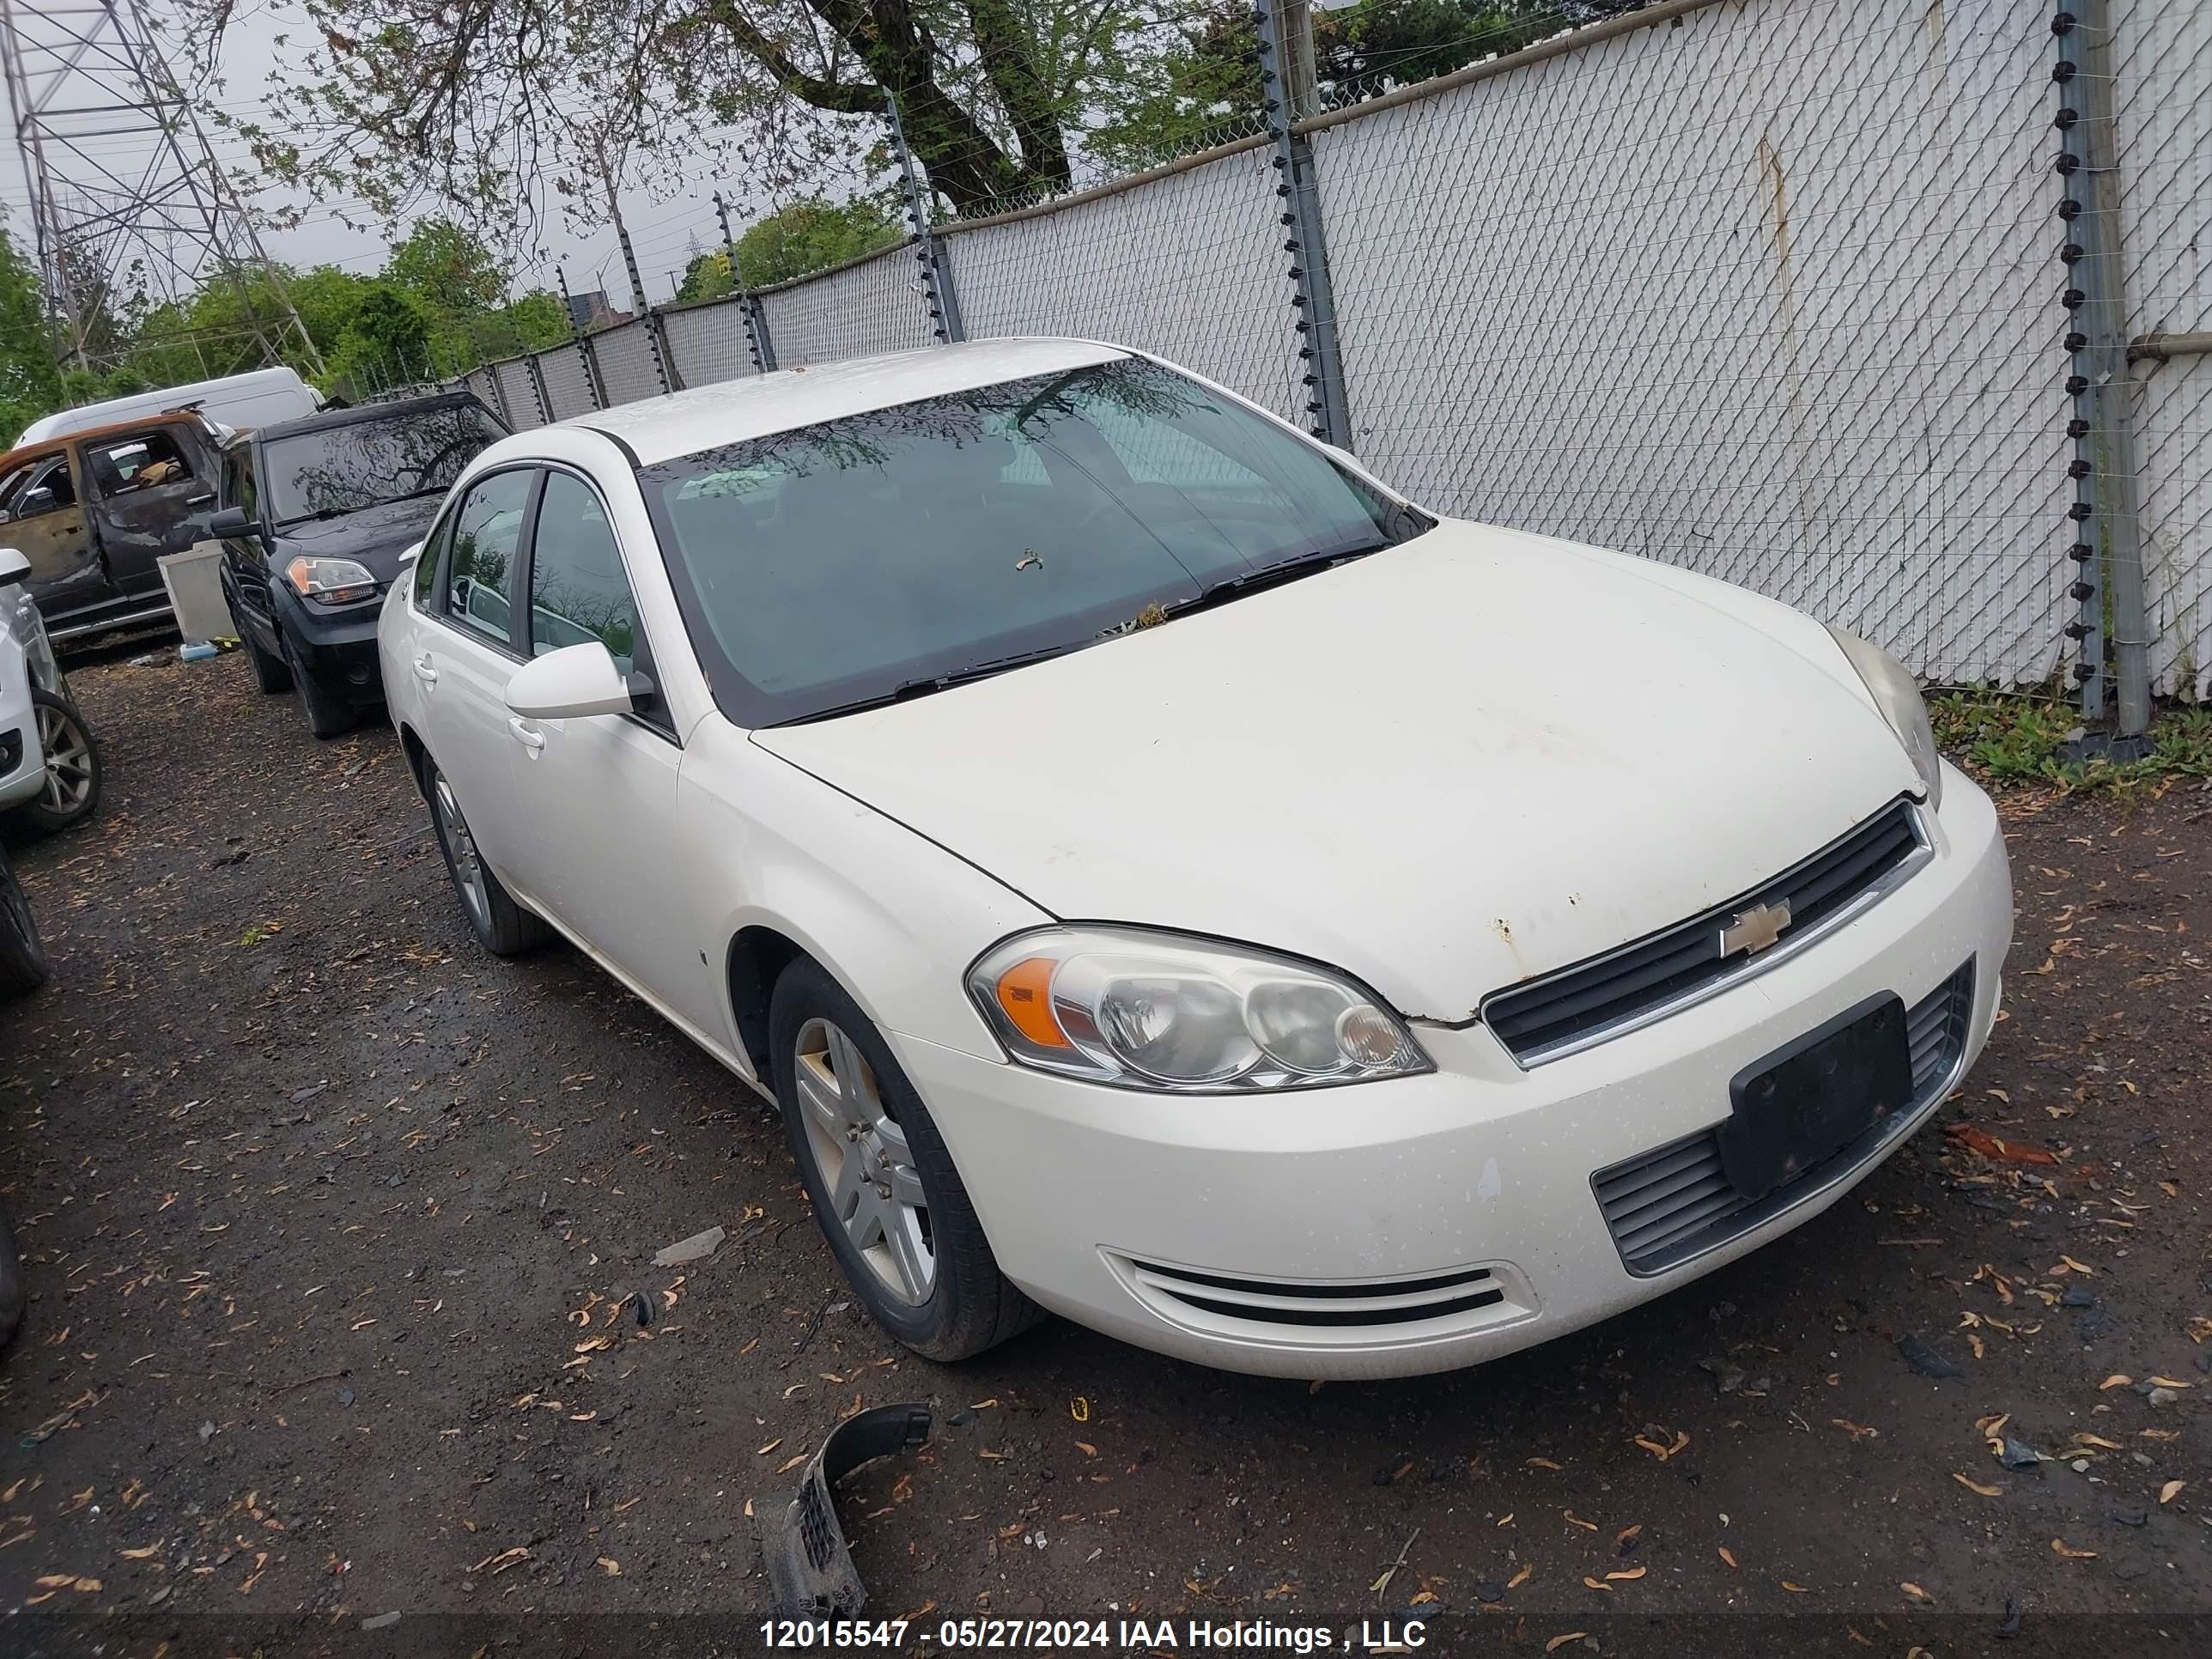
xmin=432 ymin=775 xmax=491 ymax=933
xmin=792 ymin=1016 xmax=935 ymax=1306
xmin=34 ymin=702 xmax=94 ymax=817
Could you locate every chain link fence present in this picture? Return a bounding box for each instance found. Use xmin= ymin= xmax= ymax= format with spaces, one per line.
xmin=453 ymin=0 xmax=2209 ymax=700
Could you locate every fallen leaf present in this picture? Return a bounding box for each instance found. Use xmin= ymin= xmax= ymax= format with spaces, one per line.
xmin=1944 ymin=1123 xmax=2060 ymax=1165
xmin=1718 ymin=1547 xmax=1738 ymax=1569
xmin=2058 ymin=1255 xmax=2094 ymax=1275
xmin=2160 ymin=1480 xmax=2185 ymax=1504
xmin=1562 ymin=1510 xmax=1599 ymax=1531
xmin=1582 ymin=1576 xmax=1612 ymax=1592
xmin=2072 ymin=1434 xmax=2123 ymax=1450
xmin=1525 ymin=1456 xmax=1563 ymax=1470
xmin=118 ymin=1543 xmax=161 ymax=1560
xmin=597 ymin=1557 xmax=621 ymax=1577
xmin=2051 ymin=1539 xmax=2097 ymax=1560
xmin=2099 ymin=1375 xmax=2133 ymax=1391
xmin=1953 ymin=1473 xmax=2003 ymax=1497
xmin=2147 ymin=1376 xmax=2194 ymax=1389
xmin=1781 ymin=1581 xmax=1810 ymax=1593
xmin=1604 ymin=1566 xmax=1646 ymax=1582
xmin=775 ymin=1455 xmax=805 ymax=1474
xmin=1901 ymin=1582 xmax=1933 ymax=1602
xmin=1508 ymin=1563 xmax=1533 ymax=1589
xmin=1545 ymin=1637 xmax=1587 ymax=1654
xmin=1831 ymin=1418 xmax=1880 ymax=1441
xmin=755 ymin=1438 xmax=782 ymax=1455
xmin=969 ymin=1398 xmax=1000 ymax=1410
xmin=1075 ymin=1442 xmax=1097 ymax=1458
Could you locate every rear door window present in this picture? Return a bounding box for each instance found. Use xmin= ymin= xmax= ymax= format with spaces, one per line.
xmin=438 ymin=470 xmax=534 ymax=647
xmin=84 ymin=430 xmax=194 ymax=497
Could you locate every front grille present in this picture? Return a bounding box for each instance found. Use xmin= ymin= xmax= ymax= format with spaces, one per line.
xmin=1593 ymin=958 xmax=1975 ymax=1275
xmin=1121 ymin=1257 xmax=1510 ymax=1330
xmin=1483 ymin=799 xmax=1925 ymax=1064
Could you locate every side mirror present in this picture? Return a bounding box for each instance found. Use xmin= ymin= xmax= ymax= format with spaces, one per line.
xmin=395 ymin=540 xmax=424 ymax=570
xmin=504 ymin=641 xmax=634 ymax=720
xmin=0 ymin=547 xmax=28 ymax=585
xmin=207 ymin=505 xmax=254 ymax=538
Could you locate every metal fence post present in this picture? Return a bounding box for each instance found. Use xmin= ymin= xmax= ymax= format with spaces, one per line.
xmin=886 ymin=90 xmax=965 ymax=343
xmin=525 ymin=351 xmax=552 ymax=425
xmin=714 ymin=190 xmax=778 ymax=372
xmin=2052 ymin=0 xmax=2148 ymax=739
xmin=1256 ymin=0 xmax=1352 ymax=448
xmin=557 ymin=265 xmax=608 ymax=410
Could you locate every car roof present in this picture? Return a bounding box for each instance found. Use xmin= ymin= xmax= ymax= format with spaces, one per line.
xmin=550 ymin=337 xmax=1129 ymax=467
xmin=0 ymin=410 xmax=216 ymax=472
xmin=251 ymin=390 xmax=489 ymax=443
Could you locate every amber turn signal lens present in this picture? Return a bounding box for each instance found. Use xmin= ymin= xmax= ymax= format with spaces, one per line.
xmin=994 ymin=956 xmax=1072 ymax=1048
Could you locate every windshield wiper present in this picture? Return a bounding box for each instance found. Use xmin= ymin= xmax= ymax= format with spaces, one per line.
xmin=774 ymin=643 xmax=1086 ymax=726
xmin=1170 ymin=538 xmax=1395 ymax=614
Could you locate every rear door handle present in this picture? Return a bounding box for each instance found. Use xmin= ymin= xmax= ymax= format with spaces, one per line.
xmin=412 ymin=654 xmax=438 ymax=684
xmin=507 ymin=716 xmax=545 ymax=754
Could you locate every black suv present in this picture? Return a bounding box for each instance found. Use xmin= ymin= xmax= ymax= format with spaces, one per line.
xmin=213 ymin=392 xmax=507 ymax=737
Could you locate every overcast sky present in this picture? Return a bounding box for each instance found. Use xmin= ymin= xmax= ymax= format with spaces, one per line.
xmin=0 ymin=0 xmax=781 ymax=309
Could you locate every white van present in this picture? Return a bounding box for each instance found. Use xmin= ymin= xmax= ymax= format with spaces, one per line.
xmin=14 ymin=366 xmax=321 ymax=447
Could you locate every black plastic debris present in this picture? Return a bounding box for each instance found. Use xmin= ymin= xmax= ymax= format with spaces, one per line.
xmin=2059 ymin=1286 xmax=2097 ymax=1310
xmin=1996 ymin=1596 xmax=2024 ymax=1639
xmin=1897 ymin=1334 xmax=1963 ymax=1379
xmin=2107 ymin=1507 xmax=2148 ymax=1528
xmin=1998 ymin=1436 xmax=2045 ymax=1471
xmin=756 ymin=1403 xmax=932 ymax=1621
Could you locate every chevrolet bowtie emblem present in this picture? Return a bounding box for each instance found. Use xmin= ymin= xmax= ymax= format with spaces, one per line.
xmin=1719 ymin=899 xmax=1792 ymax=957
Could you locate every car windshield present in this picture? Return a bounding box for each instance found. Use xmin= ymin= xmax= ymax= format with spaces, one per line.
xmin=264 ymin=404 xmax=506 ymax=526
xmin=641 ymin=356 xmax=1425 ymax=725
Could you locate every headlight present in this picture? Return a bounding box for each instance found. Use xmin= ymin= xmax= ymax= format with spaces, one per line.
xmin=1827 ymin=625 xmax=1942 ymax=811
xmin=967 ymin=927 xmax=1430 ymax=1092
xmin=286 ymin=556 xmax=379 ymax=605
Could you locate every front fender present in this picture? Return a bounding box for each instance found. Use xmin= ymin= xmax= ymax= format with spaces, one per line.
xmin=677 ymin=720 xmax=1052 ymax=1066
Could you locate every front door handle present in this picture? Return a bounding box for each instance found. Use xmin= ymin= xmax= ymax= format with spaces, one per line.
xmin=507 ymin=716 xmax=545 ymax=755
xmin=411 ymin=654 xmax=438 ymax=684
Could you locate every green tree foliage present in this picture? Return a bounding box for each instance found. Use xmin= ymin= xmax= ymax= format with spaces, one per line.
xmin=0 ymin=229 xmax=62 ymax=444
xmin=736 ymin=197 xmax=902 ymax=288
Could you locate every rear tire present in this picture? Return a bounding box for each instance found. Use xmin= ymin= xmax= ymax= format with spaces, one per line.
xmin=280 ymin=629 xmax=356 ymax=738
xmin=0 ymin=846 xmax=50 ymax=999
xmin=769 ymin=956 xmax=1042 ymax=1362
xmin=13 ymin=689 xmax=100 ymax=836
xmin=423 ymin=757 xmax=545 ymax=957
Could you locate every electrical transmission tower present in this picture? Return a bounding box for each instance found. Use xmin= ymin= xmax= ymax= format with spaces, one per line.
xmin=0 ymin=0 xmax=322 ymax=377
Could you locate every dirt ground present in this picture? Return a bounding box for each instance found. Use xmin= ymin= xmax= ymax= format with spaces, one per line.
xmin=0 ymin=649 xmax=2207 ymax=1659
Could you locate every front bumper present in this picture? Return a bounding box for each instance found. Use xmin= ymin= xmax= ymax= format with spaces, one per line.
xmin=890 ymin=768 xmax=2012 ymax=1379
xmin=283 ymin=594 xmax=386 ymax=709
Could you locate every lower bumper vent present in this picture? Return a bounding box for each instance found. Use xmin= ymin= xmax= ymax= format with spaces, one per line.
xmin=1593 ymin=958 xmax=1976 ymax=1276
xmin=1109 ymin=1254 xmax=1536 ymax=1346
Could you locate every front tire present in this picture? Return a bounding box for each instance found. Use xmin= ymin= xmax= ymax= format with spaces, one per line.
xmin=769 ymin=956 xmax=1040 ymax=1362
xmin=235 ymin=608 xmax=293 ymax=694
xmin=14 ymin=689 xmax=100 ymax=836
xmin=0 ymin=847 xmax=48 ymax=999
xmin=422 ymin=758 xmax=544 ymax=957
xmin=280 ymin=629 xmax=356 ymax=738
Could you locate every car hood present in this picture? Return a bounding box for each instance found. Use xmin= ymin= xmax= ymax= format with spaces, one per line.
xmin=751 ymin=521 xmax=1924 ymax=1021
xmin=269 ymin=495 xmax=443 ymax=583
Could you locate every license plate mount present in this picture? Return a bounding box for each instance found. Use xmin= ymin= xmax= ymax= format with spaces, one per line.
xmin=1720 ymin=993 xmax=1912 ymax=1202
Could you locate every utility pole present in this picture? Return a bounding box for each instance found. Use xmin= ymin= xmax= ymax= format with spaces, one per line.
xmin=1255 ymin=0 xmax=1352 ymax=448
xmin=885 ymin=90 xmax=964 ymax=343
xmin=1 ymin=0 xmax=324 ymax=379
xmin=714 ymin=190 xmax=777 ymax=372
xmin=556 ymin=264 xmax=608 ymax=409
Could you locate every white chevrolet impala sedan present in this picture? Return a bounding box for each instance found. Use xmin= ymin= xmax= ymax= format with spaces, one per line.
xmin=379 ymin=338 xmax=2012 ymax=1379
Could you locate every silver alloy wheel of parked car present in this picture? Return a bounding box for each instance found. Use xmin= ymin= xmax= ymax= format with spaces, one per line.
xmin=431 ymin=774 xmax=491 ymax=934
xmin=33 ymin=697 xmax=94 ymax=819
xmin=792 ymin=1015 xmax=935 ymax=1306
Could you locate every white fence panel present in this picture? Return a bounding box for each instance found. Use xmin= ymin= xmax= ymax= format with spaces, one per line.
xmin=757 ymin=246 xmax=935 ymax=367
xmin=945 ymin=145 xmax=1303 ymax=424
xmin=662 ymin=299 xmax=760 ymax=387
xmin=593 ymin=319 xmax=663 ymax=404
xmin=2114 ymin=0 xmax=2212 ymax=697
xmin=538 ymin=346 xmax=597 ymax=419
xmin=1311 ymin=0 xmax=2065 ymax=685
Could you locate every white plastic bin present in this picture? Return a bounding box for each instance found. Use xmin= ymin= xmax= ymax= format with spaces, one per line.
xmin=158 ymin=541 xmax=234 ymax=645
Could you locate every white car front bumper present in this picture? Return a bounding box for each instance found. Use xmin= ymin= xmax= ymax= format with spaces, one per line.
xmin=891 ymin=767 xmax=2012 ymax=1379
